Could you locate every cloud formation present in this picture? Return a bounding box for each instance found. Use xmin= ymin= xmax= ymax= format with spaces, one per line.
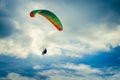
xmin=37 ymin=63 xmax=120 ymax=80
xmin=7 ymin=72 xmax=36 ymax=80
xmin=0 ymin=54 xmax=120 ymax=80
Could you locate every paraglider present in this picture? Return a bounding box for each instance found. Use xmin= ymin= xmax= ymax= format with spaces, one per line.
xmin=30 ymin=9 xmax=63 ymax=31
xmin=42 ymin=48 xmax=47 ymax=55
xmin=30 ymin=9 xmax=63 ymax=55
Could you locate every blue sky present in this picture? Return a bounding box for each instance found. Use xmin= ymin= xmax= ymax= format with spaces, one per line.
xmin=0 ymin=0 xmax=120 ymax=80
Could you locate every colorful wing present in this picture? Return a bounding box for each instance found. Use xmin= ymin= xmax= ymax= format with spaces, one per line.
xmin=30 ymin=10 xmax=63 ymax=31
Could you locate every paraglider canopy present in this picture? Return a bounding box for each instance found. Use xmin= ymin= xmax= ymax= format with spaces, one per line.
xmin=30 ymin=9 xmax=63 ymax=31
xmin=42 ymin=48 xmax=47 ymax=55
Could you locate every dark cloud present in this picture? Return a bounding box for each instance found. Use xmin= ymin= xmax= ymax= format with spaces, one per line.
xmin=0 ymin=0 xmax=18 ymax=38
xmin=0 ymin=18 xmax=17 ymax=38
xmin=85 ymin=0 xmax=120 ymax=24
xmin=66 ymin=0 xmax=120 ymax=25
xmin=96 ymin=0 xmax=120 ymax=25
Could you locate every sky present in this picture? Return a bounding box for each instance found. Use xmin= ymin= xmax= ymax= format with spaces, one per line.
xmin=0 ymin=0 xmax=120 ymax=80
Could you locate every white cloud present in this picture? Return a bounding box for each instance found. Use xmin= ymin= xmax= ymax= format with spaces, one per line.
xmin=0 ymin=32 xmax=31 ymax=58
xmin=33 ymin=65 xmax=42 ymax=70
xmin=60 ymin=24 xmax=120 ymax=57
xmin=37 ymin=67 xmax=103 ymax=80
xmin=38 ymin=63 xmax=103 ymax=80
xmin=52 ymin=63 xmax=102 ymax=74
xmin=7 ymin=72 xmax=36 ymax=80
xmin=37 ymin=63 xmax=120 ymax=80
xmin=9 ymin=70 xmax=119 ymax=80
xmin=46 ymin=75 xmax=105 ymax=80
